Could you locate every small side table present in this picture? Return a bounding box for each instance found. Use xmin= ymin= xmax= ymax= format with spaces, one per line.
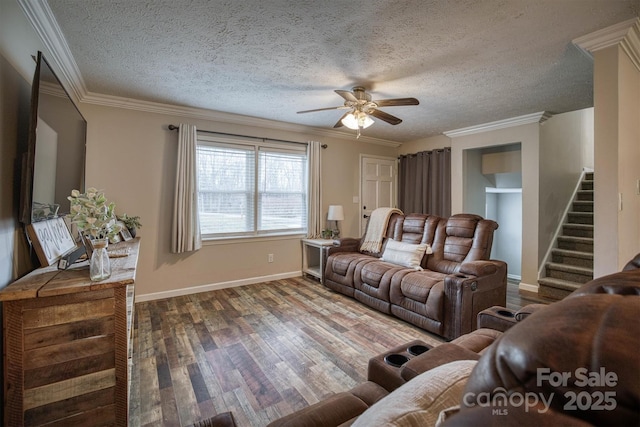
xmin=301 ymin=238 xmax=335 ymax=283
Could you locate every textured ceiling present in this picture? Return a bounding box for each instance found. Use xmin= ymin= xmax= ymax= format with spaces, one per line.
xmin=46 ymin=0 xmax=639 ymax=142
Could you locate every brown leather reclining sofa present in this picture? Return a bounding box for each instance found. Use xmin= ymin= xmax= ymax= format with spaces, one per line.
xmin=267 ymin=255 xmax=640 ymax=427
xmin=324 ymin=212 xmax=508 ymax=340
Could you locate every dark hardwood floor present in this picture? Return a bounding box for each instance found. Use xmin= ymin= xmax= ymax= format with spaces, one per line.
xmin=506 ymin=278 xmax=557 ymax=310
xmin=130 ymin=276 xmax=549 ymax=426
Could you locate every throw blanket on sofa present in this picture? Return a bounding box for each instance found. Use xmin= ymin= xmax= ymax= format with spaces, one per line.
xmin=360 ymin=207 xmax=403 ymax=253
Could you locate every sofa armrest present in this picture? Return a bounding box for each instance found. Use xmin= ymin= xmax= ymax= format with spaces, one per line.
xmin=400 ymin=343 xmax=480 ymax=382
xmin=266 ymin=392 xmax=369 ymax=427
xmin=514 ymin=303 xmax=548 ymax=321
xmin=266 ymin=381 xmax=388 ymax=427
xmin=477 ymin=304 xmax=549 ymax=332
xmin=443 ymin=260 xmax=507 ymax=340
xmin=326 ymin=237 xmax=361 ymax=256
xmin=458 ymin=260 xmax=498 ymax=276
xmin=477 ymin=306 xmax=518 ymax=332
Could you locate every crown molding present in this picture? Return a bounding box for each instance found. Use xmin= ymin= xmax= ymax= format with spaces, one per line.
xmin=443 ymin=111 xmax=552 ymax=138
xmin=19 ymin=0 xmax=400 ymax=148
xmin=18 ymin=0 xmax=88 ymax=102
xmin=573 ymin=17 xmax=640 ymax=71
xmin=82 ymin=92 xmax=402 ymax=147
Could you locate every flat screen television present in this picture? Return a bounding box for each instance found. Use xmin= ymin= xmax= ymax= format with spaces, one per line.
xmin=20 ymin=51 xmax=87 ymax=225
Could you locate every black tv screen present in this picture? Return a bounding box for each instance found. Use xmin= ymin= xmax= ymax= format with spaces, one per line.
xmin=20 ymin=51 xmax=86 ymax=225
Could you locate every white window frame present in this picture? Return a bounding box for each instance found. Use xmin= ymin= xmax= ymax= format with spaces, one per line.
xmin=196 ymin=133 xmax=308 ymax=241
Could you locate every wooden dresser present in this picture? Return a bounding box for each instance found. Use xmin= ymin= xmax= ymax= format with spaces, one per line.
xmin=1 ymin=238 xmax=140 ymax=426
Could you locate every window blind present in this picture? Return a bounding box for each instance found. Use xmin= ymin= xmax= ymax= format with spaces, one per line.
xmin=196 ymin=136 xmax=307 ymax=239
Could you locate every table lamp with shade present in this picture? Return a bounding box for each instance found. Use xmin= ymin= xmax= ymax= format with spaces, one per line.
xmin=327 ymin=205 xmax=345 ymax=238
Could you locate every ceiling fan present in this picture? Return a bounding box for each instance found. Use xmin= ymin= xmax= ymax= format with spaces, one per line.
xmin=297 ymin=86 xmax=420 ymax=138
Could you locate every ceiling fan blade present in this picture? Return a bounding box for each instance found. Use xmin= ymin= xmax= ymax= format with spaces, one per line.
xmin=375 ymin=97 xmax=420 ymax=107
xmin=335 ymin=89 xmax=358 ymax=102
xmin=297 ymin=106 xmax=345 ymax=114
xmin=333 ymin=111 xmax=351 ymax=128
xmin=369 ymin=109 xmax=403 ymax=125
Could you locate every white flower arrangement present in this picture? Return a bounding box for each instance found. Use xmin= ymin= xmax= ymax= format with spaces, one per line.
xmin=67 ymin=188 xmax=122 ymax=240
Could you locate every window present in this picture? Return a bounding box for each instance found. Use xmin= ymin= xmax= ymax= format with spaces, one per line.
xmin=196 ymin=134 xmax=308 ymax=239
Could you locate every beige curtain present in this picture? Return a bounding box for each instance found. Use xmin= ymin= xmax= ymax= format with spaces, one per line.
xmin=307 ymin=141 xmax=322 ymax=238
xmin=398 ymin=147 xmax=451 ymax=217
xmin=171 ymin=124 xmax=202 ymax=253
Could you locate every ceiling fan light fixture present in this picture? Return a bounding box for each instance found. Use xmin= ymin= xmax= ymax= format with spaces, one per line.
xmin=297 ymin=86 xmax=418 ymax=138
xmin=341 ymin=111 xmax=374 ymax=130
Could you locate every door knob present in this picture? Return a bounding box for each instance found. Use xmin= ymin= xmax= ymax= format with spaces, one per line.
xmin=363 ymin=214 xmax=370 ymax=218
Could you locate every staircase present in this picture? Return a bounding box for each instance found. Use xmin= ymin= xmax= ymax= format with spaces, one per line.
xmin=538 ymin=172 xmax=594 ymax=300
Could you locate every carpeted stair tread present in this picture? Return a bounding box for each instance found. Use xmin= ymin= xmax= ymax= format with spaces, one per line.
xmin=551 ymin=248 xmax=593 ymax=259
xmin=567 ymin=211 xmax=593 ymax=218
xmin=557 ymin=235 xmax=593 ymax=244
xmin=538 ymin=277 xmax=583 ymax=300
xmin=571 ymin=201 xmax=594 ymax=212
xmin=562 ymin=224 xmax=594 ymax=238
xmin=563 ymin=224 xmax=594 ymax=231
xmin=567 ymin=212 xmax=594 ymax=225
xmin=551 ymin=249 xmax=594 ymax=268
xmin=538 ymin=277 xmax=584 ymax=291
xmin=557 ymin=235 xmax=594 ymax=252
xmin=546 ymin=262 xmax=593 ymax=275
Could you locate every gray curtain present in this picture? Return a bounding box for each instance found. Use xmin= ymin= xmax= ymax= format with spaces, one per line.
xmin=398 ymin=147 xmax=451 ymax=217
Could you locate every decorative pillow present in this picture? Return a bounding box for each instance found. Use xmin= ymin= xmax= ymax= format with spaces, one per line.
xmin=435 ymin=405 xmax=461 ymax=426
xmin=352 ymin=360 xmax=477 ymax=427
xmin=380 ymin=239 xmax=432 ymax=270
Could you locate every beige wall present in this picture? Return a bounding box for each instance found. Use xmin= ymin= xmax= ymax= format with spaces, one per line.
xmin=593 ymin=44 xmax=640 ymax=275
xmin=398 ymin=134 xmax=451 ymax=155
xmin=538 ymin=109 xmax=594 ymax=263
xmin=618 ymin=48 xmax=640 ymax=271
xmin=81 ymin=103 xmax=397 ymax=299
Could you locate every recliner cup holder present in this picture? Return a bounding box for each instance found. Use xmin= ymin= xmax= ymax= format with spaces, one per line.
xmin=407 ymin=344 xmax=430 ymax=356
xmin=383 ymin=353 xmax=409 ymax=367
xmin=497 ymin=309 xmax=515 ymax=318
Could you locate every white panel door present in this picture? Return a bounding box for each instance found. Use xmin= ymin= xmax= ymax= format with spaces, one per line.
xmin=360 ymin=156 xmax=397 ymax=235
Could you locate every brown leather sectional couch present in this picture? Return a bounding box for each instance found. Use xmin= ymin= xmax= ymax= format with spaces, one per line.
xmin=324 ymin=212 xmax=508 ymax=340
xmin=267 ymin=256 xmax=640 ymax=427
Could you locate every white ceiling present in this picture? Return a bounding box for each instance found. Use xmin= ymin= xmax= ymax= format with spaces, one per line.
xmin=40 ymin=0 xmax=639 ymax=142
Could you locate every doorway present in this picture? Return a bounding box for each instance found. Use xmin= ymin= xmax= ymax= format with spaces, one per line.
xmin=360 ymin=155 xmax=397 ymax=235
xmin=465 ymin=143 xmax=522 ymax=280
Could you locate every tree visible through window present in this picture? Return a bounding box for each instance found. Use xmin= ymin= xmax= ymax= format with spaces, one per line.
xmin=197 ymin=135 xmax=308 ymax=238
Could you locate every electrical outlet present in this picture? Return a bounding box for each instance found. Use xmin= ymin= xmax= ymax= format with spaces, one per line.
xmin=268 ymin=253 xmax=274 ymax=263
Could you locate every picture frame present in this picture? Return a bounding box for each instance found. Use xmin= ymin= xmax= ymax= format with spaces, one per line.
xmin=119 ymin=222 xmax=133 ymax=241
xmin=26 ymin=217 xmax=78 ymax=266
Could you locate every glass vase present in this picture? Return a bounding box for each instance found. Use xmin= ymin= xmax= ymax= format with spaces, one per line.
xmin=90 ymin=238 xmax=111 ymax=281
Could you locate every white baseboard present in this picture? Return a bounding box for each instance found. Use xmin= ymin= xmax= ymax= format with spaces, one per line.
xmin=135 ymin=271 xmax=303 ymax=302
xmin=518 ymin=281 xmax=539 ymax=293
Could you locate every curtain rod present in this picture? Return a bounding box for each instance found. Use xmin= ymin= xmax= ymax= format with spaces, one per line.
xmin=167 ymin=124 xmax=327 ymax=148
xmin=397 ymin=147 xmax=450 ymax=159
